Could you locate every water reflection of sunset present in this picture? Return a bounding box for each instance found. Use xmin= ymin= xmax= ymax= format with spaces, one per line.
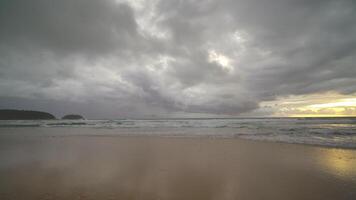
xmin=320 ymin=149 xmax=356 ymax=179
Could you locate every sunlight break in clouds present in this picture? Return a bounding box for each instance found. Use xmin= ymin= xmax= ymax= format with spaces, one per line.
xmin=308 ymin=98 xmax=356 ymax=109
xmin=208 ymin=50 xmax=233 ymax=72
xmin=263 ymin=93 xmax=356 ymax=117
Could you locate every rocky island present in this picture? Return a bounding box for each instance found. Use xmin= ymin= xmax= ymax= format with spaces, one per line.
xmin=0 ymin=109 xmax=56 ymax=120
xmin=62 ymin=114 xmax=85 ymax=120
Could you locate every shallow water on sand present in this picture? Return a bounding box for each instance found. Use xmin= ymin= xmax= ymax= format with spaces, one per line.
xmin=0 ymin=131 xmax=355 ymax=200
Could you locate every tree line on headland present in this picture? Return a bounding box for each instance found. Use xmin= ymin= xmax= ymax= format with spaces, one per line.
xmin=0 ymin=109 xmax=84 ymax=120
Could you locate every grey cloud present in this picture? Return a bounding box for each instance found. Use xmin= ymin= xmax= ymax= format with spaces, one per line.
xmin=0 ymin=0 xmax=138 ymax=55
xmin=167 ymin=51 xmax=234 ymax=87
xmin=0 ymin=0 xmax=356 ymax=118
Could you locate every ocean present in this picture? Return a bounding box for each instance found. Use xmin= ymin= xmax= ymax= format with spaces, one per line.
xmin=0 ymin=117 xmax=356 ymax=148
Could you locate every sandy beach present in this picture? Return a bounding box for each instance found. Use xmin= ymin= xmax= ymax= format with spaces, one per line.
xmin=0 ymin=129 xmax=356 ymax=200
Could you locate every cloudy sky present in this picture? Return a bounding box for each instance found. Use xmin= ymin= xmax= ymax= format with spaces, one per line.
xmin=1 ymin=0 xmax=356 ymax=118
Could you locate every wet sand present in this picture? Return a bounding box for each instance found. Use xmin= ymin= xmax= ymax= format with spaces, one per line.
xmin=0 ymin=129 xmax=356 ymax=200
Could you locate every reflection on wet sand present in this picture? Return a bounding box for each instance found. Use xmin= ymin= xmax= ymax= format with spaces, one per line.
xmin=0 ymin=135 xmax=356 ymax=200
xmin=319 ymin=148 xmax=356 ymax=179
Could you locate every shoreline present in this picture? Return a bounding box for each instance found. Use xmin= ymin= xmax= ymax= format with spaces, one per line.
xmin=1 ymin=126 xmax=356 ymax=150
xmin=1 ymin=132 xmax=356 ymax=200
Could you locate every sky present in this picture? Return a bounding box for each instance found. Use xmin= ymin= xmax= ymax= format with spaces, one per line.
xmin=0 ymin=0 xmax=356 ymax=119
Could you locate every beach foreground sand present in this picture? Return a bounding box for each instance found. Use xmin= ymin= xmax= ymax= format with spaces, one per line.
xmin=0 ymin=129 xmax=355 ymax=200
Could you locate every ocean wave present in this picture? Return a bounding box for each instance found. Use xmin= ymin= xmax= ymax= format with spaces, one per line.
xmin=0 ymin=124 xmax=40 ymax=127
xmin=0 ymin=118 xmax=355 ymax=148
xmin=46 ymin=122 xmax=87 ymax=126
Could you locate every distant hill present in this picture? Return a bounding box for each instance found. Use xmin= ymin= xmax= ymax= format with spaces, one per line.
xmin=62 ymin=114 xmax=85 ymax=120
xmin=0 ymin=109 xmax=56 ymax=120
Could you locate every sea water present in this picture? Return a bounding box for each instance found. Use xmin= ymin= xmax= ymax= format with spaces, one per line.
xmin=0 ymin=118 xmax=355 ymax=148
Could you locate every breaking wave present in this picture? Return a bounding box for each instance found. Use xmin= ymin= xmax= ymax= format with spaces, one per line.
xmin=0 ymin=118 xmax=355 ymax=148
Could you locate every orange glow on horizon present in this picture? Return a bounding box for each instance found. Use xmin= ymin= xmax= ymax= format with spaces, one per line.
xmin=290 ymin=114 xmax=356 ymax=117
xmin=263 ymin=92 xmax=356 ymax=117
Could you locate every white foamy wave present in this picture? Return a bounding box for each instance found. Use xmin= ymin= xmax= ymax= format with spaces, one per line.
xmin=0 ymin=118 xmax=355 ymax=148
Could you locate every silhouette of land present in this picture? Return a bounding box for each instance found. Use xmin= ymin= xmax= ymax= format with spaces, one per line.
xmin=0 ymin=109 xmax=55 ymax=120
xmin=62 ymin=114 xmax=84 ymax=120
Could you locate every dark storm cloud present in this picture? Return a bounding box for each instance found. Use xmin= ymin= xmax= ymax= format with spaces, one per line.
xmin=219 ymin=0 xmax=356 ymax=96
xmin=0 ymin=0 xmax=139 ymax=55
xmin=0 ymin=0 xmax=356 ymax=118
